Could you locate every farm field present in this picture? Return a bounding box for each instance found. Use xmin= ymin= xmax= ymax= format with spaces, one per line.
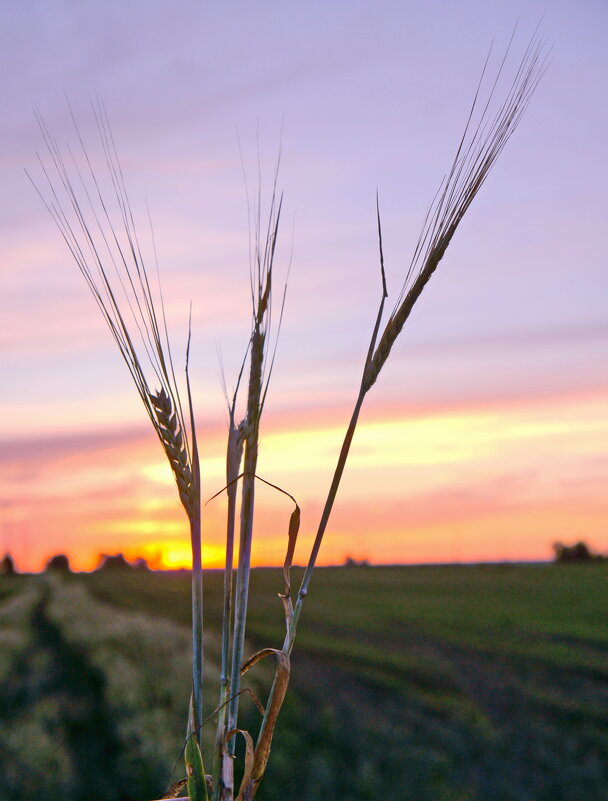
xmin=0 ymin=564 xmax=607 ymax=801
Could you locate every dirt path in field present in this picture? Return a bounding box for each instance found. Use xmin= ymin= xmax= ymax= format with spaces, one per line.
xmin=0 ymin=585 xmax=123 ymax=801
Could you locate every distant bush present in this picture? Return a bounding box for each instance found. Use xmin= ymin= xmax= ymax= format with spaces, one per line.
xmin=343 ymin=556 xmax=370 ymax=568
xmin=45 ymin=554 xmax=71 ymax=573
xmin=0 ymin=554 xmax=16 ymax=575
xmin=553 ymin=541 xmax=606 ymax=563
xmin=95 ymin=553 xmax=147 ymax=571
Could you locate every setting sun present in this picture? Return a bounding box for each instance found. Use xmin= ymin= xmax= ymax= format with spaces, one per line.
xmin=130 ymin=540 xmax=227 ymax=570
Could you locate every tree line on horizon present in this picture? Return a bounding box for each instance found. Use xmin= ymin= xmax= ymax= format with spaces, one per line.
xmin=1 ymin=540 xmax=607 ymax=577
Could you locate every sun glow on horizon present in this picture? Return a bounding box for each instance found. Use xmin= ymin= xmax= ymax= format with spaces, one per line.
xmin=129 ymin=541 xmax=227 ymax=570
xmin=3 ymin=388 xmax=608 ymax=574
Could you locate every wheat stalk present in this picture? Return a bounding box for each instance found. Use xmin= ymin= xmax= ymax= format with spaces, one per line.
xmin=252 ymin=32 xmax=549 ymax=795
xmin=212 ymin=362 xmax=246 ymax=799
xmin=295 ymin=26 xmax=549 ymax=624
xmin=29 ymin=103 xmax=207 ymax=786
xmin=220 ymin=171 xmax=284 ymax=800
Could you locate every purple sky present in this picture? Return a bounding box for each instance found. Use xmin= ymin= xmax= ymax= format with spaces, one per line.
xmin=1 ymin=1 xmax=607 ymax=568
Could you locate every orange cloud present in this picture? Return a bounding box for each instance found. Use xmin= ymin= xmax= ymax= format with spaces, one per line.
xmin=2 ymin=386 xmax=607 ymax=572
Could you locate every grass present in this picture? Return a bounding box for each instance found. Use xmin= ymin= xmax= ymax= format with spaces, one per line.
xmin=0 ymin=574 xmax=21 ymax=600
xmin=85 ymin=562 xmax=608 ymax=674
xmin=108 ymin=565 xmax=608 ymax=800
xmin=2 ymin=563 xmax=607 ymax=801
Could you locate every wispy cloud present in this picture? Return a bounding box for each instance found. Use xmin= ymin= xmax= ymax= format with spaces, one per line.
xmin=2 ymin=386 xmax=607 ymax=571
xmin=402 ymin=321 xmax=608 ymax=358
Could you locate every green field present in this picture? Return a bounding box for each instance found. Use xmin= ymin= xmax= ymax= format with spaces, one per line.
xmin=1 ymin=564 xmax=607 ymax=801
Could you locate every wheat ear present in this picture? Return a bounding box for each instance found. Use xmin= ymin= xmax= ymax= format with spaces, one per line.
xmin=150 ymin=387 xmax=196 ymax=516
xmin=363 ymin=28 xmax=549 ymax=392
xmin=255 ymin=30 xmax=549 ymax=772
xmin=30 ymin=102 xmax=206 ymax=744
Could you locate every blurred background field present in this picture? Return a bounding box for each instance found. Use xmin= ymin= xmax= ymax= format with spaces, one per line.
xmin=1 ymin=563 xmax=607 ymax=801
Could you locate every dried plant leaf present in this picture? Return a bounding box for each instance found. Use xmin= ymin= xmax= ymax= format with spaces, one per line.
xmin=225 ymin=728 xmax=255 ymax=801
xmin=279 ymin=504 xmax=300 ymax=629
xmin=206 ymin=471 xmax=297 ymax=509
xmin=240 ymin=647 xmax=280 ymax=676
xmin=159 ymin=778 xmax=187 ymax=799
xmin=236 ymin=647 xmax=290 ymax=796
xmin=283 ymin=505 xmax=300 ymax=593
xmin=253 ymin=651 xmax=290 ymax=795
xmin=206 ymin=470 xmax=300 ymax=628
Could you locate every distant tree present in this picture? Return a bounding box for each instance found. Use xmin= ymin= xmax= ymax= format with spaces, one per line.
xmin=46 ymin=554 xmax=71 ymax=572
xmin=0 ymin=553 xmax=16 ymax=575
xmin=96 ymin=553 xmax=133 ymax=571
xmin=343 ymin=556 xmax=370 ymax=568
xmin=553 ymin=541 xmax=605 ymax=563
xmin=131 ymin=556 xmax=150 ymax=571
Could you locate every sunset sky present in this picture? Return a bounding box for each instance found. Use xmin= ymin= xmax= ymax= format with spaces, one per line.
xmin=1 ymin=1 xmax=607 ymax=571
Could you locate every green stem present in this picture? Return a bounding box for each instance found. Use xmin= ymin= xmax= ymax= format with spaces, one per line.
xmin=255 ymin=391 xmax=365 ymax=752
xmin=287 ymin=246 xmax=387 ymax=648
xmin=289 ymin=390 xmax=365 ymax=648
xmin=186 ymin=352 xmax=204 ymax=741
xmin=190 ymin=509 xmax=204 ymax=733
xmin=256 ymin=272 xmax=386 ymax=752
xmin=227 ymin=327 xmax=264 ymax=757
xmin=212 ymin=422 xmax=241 ymax=801
xmin=226 ymin=437 xmax=258 ymax=749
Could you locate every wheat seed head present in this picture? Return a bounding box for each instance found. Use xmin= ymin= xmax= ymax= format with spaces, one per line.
xmin=29 ymin=101 xmax=198 ymax=520
xmin=363 ymin=29 xmax=549 ymax=394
